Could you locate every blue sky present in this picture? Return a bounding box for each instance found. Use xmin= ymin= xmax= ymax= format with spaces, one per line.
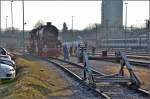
xmin=1 ymin=1 xmax=149 ymax=30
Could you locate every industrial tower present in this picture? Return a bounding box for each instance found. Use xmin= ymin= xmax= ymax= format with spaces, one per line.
xmin=101 ymin=0 xmax=123 ymax=30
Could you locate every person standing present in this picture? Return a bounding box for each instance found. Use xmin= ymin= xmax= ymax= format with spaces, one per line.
xmin=63 ymin=44 xmax=69 ymax=61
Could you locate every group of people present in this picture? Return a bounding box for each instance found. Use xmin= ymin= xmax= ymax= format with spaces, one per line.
xmin=62 ymin=41 xmax=89 ymax=62
xmin=63 ymin=44 xmax=77 ymax=61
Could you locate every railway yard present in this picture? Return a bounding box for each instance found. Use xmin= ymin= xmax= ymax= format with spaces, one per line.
xmin=59 ymin=54 xmax=150 ymax=91
xmin=0 ymin=53 xmax=99 ymax=99
xmin=0 ymin=50 xmax=149 ymax=99
xmin=56 ymin=54 xmax=150 ymax=98
xmin=0 ymin=0 xmax=150 ymax=99
xmin=1 ymin=18 xmax=150 ymax=99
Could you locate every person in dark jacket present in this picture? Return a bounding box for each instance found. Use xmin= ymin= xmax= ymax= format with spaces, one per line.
xmin=63 ymin=44 xmax=69 ymax=61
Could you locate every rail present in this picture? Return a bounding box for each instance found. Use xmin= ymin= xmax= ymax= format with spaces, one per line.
xmin=119 ymin=51 xmax=141 ymax=88
xmin=25 ymin=53 xmax=150 ymax=98
xmin=83 ymin=51 xmax=142 ymax=89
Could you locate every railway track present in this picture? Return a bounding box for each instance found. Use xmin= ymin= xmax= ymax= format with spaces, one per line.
xmin=74 ymin=51 xmax=150 ymax=67
xmin=44 ymin=57 xmax=150 ymax=99
xmin=89 ymin=55 xmax=150 ymax=67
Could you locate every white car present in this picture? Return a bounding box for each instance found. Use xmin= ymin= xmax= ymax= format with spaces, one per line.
xmin=0 ymin=55 xmax=12 ymax=60
xmin=0 ymin=55 xmax=16 ymax=69
xmin=0 ymin=59 xmax=16 ymax=70
xmin=0 ymin=63 xmax=15 ymax=79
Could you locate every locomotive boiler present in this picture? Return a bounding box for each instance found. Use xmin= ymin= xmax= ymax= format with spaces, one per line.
xmin=28 ymin=22 xmax=61 ymax=57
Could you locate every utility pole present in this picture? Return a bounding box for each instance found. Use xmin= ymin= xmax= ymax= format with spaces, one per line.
xmin=0 ymin=0 xmax=1 ymax=46
xmin=148 ymin=0 xmax=150 ymax=68
xmin=71 ymin=16 xmax=74 ymax=42
xmin=125 ymin=3 xmax=128 ymax=52
xmin=22 ymin=0 xmax=25 ymax=52
xmin=95 ymin=24 xmax=98 ymax=48
xmin=149 ymin=0 xmax=150 ymax=50
xmin=11 ymin=0 xmax=13 ymax=32
xmin=6 ymin=16 xmax=8 ymax=29
xmin=106 ymin=20 xmax=108 ymax=51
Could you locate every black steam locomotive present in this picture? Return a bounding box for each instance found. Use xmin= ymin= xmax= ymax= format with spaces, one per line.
xmin=28 ymin=22 xmax=61 ymax=57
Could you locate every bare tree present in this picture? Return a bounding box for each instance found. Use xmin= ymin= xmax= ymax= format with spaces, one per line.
xmin=5 ymin=27 xmax=19 ymax=32
xmin=33 ymin=20 xmax=45 ymax=29
xmin=62 ymin=22 xmax=68 ymax=32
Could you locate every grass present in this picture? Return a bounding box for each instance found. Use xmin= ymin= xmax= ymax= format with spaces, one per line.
xmin=0 ymin=54 xmax=73 ymax=99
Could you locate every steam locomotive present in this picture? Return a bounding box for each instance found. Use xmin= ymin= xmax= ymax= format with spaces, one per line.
xmin=27 ymin=22 xmax=61 ymax=57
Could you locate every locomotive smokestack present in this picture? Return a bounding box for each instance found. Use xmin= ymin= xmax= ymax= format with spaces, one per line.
xmin=47 ymin=22 xmax=52 ymax=26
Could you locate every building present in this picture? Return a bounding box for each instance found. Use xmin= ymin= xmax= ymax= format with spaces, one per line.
xmin=101 ymin=0 xmax=123 ymax=38
xmin=101 ymin=0 xmax=123 ymax=28
xmin=0 ymin=30 xmax=29 ymax=50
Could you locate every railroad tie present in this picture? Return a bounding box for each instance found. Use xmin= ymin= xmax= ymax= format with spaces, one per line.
xmin=94 ymin=76 xmax=131 ymax=83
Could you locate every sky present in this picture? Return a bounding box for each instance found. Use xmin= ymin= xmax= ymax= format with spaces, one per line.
xmin=1 ymin=1 xmax=149 ymax=30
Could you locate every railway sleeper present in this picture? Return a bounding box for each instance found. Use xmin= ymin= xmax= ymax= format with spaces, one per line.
xmin=94 ymin=77 xmax=131 ymax=83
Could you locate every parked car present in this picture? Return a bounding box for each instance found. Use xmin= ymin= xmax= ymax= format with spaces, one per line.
xmin=0 ymin=59 xmax=16 ymax=69
xmin=0 ymin=63 xmax=15 ymax=79
xmin=0 ymin=48 xmax=7 ymax=55
xmin=0 ymin=55 xmax=12 ymax=60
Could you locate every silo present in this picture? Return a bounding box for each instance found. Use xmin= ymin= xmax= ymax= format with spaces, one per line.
xmin=101 ymin=0 xmax=123 ymax=28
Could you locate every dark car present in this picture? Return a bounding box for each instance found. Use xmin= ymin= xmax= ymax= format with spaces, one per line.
xmin=0 ymin=48 xmax=7 ymax=55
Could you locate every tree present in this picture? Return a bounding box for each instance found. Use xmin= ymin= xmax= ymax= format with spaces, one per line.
xmin=33 ymin=20 xmax=44 ymax=29
xmin=62 ymin=22 xmax=68 ymax=32
xmin=146 ymin=20 xmax=150 ymax=29
xmin=5 ymin=27 xmax=19 ymax=32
